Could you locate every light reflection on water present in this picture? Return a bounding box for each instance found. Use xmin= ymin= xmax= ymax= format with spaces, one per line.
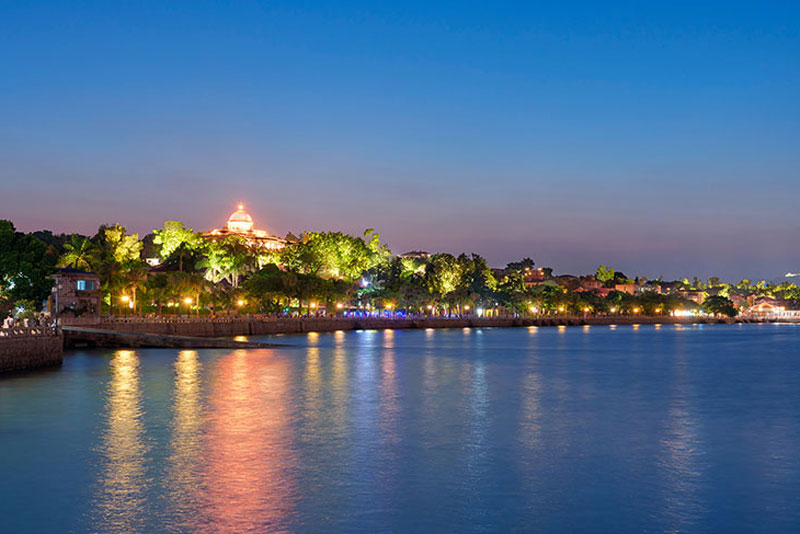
xmin=199 ymin=349 xmax=297 ymax=533
xmin=92 ymin=350 xmax=150 ymax=533
xmin=4 ymin=325 xmax=800 ymax=532
xmin=166 ymin=350 xmax=203 ymax=532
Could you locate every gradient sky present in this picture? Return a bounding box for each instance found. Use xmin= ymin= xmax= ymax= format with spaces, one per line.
xmin=1 ymin=1 xmax=799 ymax=280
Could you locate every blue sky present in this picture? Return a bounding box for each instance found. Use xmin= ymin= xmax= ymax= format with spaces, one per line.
xmin=1 ymin=1 xmax=798 ymax=280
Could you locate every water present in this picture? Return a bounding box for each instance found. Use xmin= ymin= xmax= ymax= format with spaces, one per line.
xmin=1 ymin=324 xmax=800 ymax=533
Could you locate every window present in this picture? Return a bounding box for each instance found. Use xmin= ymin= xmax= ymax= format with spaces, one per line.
xmin=77 ymin=280 xmax=95 ymax=291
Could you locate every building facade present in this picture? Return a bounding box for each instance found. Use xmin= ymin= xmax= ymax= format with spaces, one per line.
xmin=49 ymin=269 xmax=101 ymax=319
xmin=203 ymin=204 xmax=289 ymax=250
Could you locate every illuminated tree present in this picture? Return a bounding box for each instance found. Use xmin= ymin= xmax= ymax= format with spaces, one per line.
xmin=596 ymin=265 xmax=615 ymax=283
xmin=94 ymin=224 xmax=144 ymax=315
xmin=282 ymin=230 xmax=390 ymax=281
xmin=702 ymin=295 xmax=738 ymax=317
xmin=57 ymin=235 xmax=101 ymax=271
xmin=153 ymin=221 xmax=201 ymax=272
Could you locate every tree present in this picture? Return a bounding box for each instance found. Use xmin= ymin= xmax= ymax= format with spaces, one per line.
xmin=0 ymin=220 xmax=57 ymax=308
xmin=152 ymin=221 xmax=201 ymax=272
xmin=702 ymin=295 xmax=737 ymax=318
xmin=57 ymin=235 xmax=100 ymax=271
xmin=282 ymin=230 xmax=390 ymax=281
xmin=197 ymin=236 xmax=253 ymax=288
xmin=505 ymin=257 xmax=536 ymax=272
xmin=596 ymin=265 xmax=615 ymax=283
xmin=94 ymin=224 xmax=144 ymax=315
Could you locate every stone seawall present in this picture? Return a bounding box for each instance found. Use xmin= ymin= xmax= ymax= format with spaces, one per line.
xmin=92 ymin=315 xmax=760 ymax=339
xmin=0 ymin=332 xmax=64 ymax=373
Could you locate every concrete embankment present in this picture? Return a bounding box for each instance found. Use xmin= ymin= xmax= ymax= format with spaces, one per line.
xmin=62 ymin=326 xmax=288 ymax=349
xmin=0 ymin=328 xmax=63 ymax=373
xmin=77 ymin=315 xmax=766 ymax=343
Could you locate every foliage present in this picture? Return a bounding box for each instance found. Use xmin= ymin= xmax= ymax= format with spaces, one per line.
xmin=57 ymin=235 xmax=101 ymax=271
xmin=282 ymin=229 xmax=389 ymax=280
xmin=0 ymin=220 xmax=56 ymax=309
xmin=596 ymin=264 xmax=615 ymax=283
xmin=702 ymin=295 xmax=738 ymax=317
xmin=153 ymin=221 xmax=202 ymax=272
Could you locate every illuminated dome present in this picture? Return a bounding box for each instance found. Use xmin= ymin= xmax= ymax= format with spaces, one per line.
xmin=227 ymin=204 xmax=254 ymax=233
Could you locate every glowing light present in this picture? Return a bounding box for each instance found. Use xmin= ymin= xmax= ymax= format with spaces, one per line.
xmin=336 ymin=303 xmax=343 ymax=309
xmin=584 ymin=307 xmax=590 ymax=313
xmin=237 ymin=300 xmax=245 ymax=307
xmin=610 ymin=307 xmax=616 ymax=313
xmin=385 ymin=303 xmax=393 ymax=309
xmin=464 ymin=305 xmax=470 ymax=310
xmin=633 ymin=307 xmax=640 ymax=314
xmin=184 ymin=297 xmax=192 ymax=305
xmin=426 ymin=305 xmax=433 ymax=310
xmin=120 ymin=295 xmax=130 ymax=303
xmin=558 ymin=306 xmax=565 ymax=313
xmin=310 ymin=302 xmax=317 ymax=309
xmin=529 ymin=306 xmax=538 ymax=313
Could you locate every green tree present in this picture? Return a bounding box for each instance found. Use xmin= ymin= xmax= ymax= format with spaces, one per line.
xmin=702 ymin=295 xmax=738 ymax=318
xmin=94 ymin=224 xmax=144 ymax=315
xmin=596 ymin=265 xmax=615 ymax=283
xmin=57 ymin=235 xmax=101 ymax=271
xmin=0 ymin=220 xmax=57 ymax=308
xmin=153 ymin=221 xmax=201 ymax=272
xmin=282 ymin=230 xmax=390 ymax=280
xmin=505 ymin=257 xmax=536 ymax=272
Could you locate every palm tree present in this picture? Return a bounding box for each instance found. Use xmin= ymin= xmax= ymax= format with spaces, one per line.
xmin=57 ymin=235 xmax=100 ymax=271
xmin=123 ymin=262 xmax=148 ymax=315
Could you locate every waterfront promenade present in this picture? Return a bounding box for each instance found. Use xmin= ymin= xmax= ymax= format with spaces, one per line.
xmin=0 ymin=325 xmax=63 ymax=373
xmin=60 ymin=314 xmax=767 ymax=348
xmin=2 ymin=316 xmax=775 ymax=363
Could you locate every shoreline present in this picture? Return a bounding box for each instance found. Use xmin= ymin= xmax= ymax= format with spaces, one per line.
xmin=57 ymin=315 xmax=783 ymax=350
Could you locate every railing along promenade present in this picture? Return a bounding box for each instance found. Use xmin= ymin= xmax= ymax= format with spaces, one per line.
xmin=0 ymin=325 xmax=60 ymax=337
xmin=0 ymin=324 xmax=63 ymax=373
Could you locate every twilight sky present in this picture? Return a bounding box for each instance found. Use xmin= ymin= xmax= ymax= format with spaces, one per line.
xmin=1 ymin=1 xmax=799 ymax=280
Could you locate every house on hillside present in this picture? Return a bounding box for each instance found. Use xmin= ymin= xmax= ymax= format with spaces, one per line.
xmin=48 ymin=268 xmax=101 ymax=320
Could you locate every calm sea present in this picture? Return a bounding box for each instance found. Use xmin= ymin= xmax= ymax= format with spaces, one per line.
xmin=1 ymin=324 xmax=799 ymax=533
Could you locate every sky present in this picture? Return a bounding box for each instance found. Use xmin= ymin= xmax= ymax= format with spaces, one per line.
xmin=1 ymin=1 xmax=798 ymax=281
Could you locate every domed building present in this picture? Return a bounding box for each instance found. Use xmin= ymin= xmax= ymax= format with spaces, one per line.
xmin=203 ymin=203 xmax=288 ymax=250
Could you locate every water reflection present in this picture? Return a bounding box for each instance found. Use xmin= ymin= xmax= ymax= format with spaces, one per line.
xmin=198 ymin=350 xmax=297 ymax=532
xmin=658 ymin=344 xmax=705 ymax=530
xmin=167 ymin=350 xmax=203 ymax=532
xmin=92 ymin=350 xmax=150 ymax=533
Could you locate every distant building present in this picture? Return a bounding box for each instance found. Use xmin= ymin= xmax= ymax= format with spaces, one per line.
xmin=579 ymin=277 xmax=603 ymax=291
xmin=748 ymin=297 xmax=800 ymax=318
xmin=677 ymin=290 xmax=707 ymax=304
xmin=522 ymin=268 xmax=548 ymax=286
xmin=614 ymin=283 xmax=637 ymax=295
xmin=203 ymin=204 xmax=289 ymax=250
xmin=49 ymin=269 xmax=101 ymax=319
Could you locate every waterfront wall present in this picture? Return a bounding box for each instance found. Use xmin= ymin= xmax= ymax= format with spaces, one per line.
xmin=89 ymin=315 xmax=759 ymax=339
xmin=0 ymin=327 xmax=63 ymax=373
